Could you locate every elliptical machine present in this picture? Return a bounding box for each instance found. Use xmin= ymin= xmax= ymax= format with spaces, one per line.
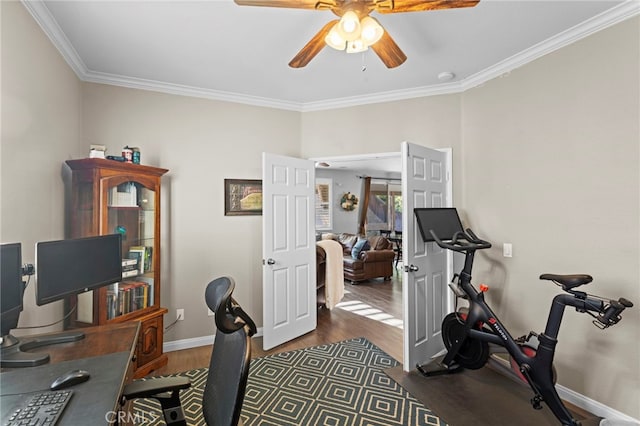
xmin=413 ymin=208 xmax=633 ymax=426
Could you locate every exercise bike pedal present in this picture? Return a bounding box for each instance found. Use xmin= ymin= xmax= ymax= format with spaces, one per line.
xmin=531 ymin=394 xmax=544 ymax=410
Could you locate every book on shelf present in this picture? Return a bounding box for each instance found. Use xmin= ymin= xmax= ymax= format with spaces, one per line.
xmin=122 ymin=258 xmax=137 ymax=267
xmin=121 ymin=258 xmax=139 ymax=278
xmin=107 ymin=280 xmax=152 ymax=319
xmin=128 ymin=246 xmax=152 ymax=273
xmin=122 ymin=269 xmax=139 ymax=278
xmin=127 ymin=248 xmax=145 ymax=274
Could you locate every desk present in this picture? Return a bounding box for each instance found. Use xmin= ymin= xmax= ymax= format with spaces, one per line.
xmin=1 ymin=322 xmax=139 ymax=425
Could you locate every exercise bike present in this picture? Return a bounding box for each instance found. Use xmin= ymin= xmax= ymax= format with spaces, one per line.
xmin=413 ymin=208 xmax=633 ymax=426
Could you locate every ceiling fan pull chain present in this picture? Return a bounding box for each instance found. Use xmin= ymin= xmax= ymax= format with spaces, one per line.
xmin=361 ymin=52 xmax=367 ymax=72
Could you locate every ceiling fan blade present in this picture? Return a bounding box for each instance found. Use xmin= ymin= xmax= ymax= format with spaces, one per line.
xmin=375 ymin=0 xmax=480 ymax=13
xmin=289 ymin=20 xmax=338 ymax=68
xmin=234 ymin=0 xmax=337 ymax=10
xmin=370 ymin=30 xmax=407 ymax=68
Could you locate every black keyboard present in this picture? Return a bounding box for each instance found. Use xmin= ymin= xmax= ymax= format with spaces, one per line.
xmin=4 ymin=390 xmax=73 ymax=426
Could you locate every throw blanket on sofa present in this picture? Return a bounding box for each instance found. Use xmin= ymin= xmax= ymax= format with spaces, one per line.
xmin=317 ymin=240 xmax=344 ymax=309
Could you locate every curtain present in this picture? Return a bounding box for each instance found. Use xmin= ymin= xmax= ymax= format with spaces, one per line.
xmin=357 ymin=176 xmax=371 ymax=235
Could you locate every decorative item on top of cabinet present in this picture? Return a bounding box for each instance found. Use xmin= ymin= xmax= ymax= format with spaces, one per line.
xmin=63 ymin=158 xmax=169 ymax=378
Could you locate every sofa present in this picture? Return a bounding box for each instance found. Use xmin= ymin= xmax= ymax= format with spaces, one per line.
xmin=320 ymin=233 xmax=395 ymax=283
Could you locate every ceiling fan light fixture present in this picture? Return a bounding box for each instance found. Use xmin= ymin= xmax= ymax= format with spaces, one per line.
xmin=337 ymin=10 xmax=361 ymax=41
xmin=325 ymin=24 xmax=347 ymax=50
xmin=346 ymin=38 xmax=368 ymax=54
xmin=360 ymin=16 xmax=384 ymax=46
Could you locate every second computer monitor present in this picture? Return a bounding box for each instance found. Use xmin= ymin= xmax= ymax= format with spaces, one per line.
xmin=35 ymin=234 xmax=122 ymax=306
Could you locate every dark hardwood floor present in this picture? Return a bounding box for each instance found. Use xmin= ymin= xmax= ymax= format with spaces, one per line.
xmin=152 ymin=269 xmax=594 ymax=422
xmin=154 ymin=270 xmax=404 ymax=376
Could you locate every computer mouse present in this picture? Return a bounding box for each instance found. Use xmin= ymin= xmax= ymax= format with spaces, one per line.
xmin=50 ymin=369 xmax=91 ymax=390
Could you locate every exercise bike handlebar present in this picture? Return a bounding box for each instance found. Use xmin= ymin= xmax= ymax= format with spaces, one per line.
xmin=596 ymin=297 xmax=634 ymax=328
xmin=429 ymin=228 xmax=492 ymax=252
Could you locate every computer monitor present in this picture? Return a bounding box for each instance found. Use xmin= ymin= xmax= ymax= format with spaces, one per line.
xmin=0 ymin=234 xmax=123 ymax=368
xmin=414 ymin=207 xmax=464 ymax=242
xmin=1 ymin=243 xmax=24 ymax=340
xmin=0 ymin=242 xmax=52 ymax=367
xmin=35 ymin=234 xmax=122 ymax=306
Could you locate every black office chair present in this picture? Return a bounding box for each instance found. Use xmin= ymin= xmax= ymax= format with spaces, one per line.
xmin=122 ymin=276 xmax=257 ymax=426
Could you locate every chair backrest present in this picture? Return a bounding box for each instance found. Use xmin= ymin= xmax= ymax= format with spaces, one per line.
xmin=202 ymin=277 xmax=256 ymax=426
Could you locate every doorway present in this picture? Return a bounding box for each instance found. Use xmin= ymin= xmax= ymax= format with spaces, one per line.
xmin=311 ymin=145 xmax=453 ymax=370
xmin=312 ymin=152 xmax=402 ymax=237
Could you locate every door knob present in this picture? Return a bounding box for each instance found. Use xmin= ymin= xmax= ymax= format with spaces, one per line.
xmin=404 ymin=264 xmax=419 ymax=272
xmin=265 ymin=258 xmax=276 ymax=265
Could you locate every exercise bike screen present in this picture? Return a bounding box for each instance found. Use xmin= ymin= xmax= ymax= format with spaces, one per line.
xmin=414 ymin=208 xmax=464 ymax=242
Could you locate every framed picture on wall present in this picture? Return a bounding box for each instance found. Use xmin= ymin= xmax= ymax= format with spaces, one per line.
xmin=224 ymin=179 xmax=262 ymax=216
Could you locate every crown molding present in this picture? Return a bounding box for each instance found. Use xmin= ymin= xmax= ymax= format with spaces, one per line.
xmin=301 ymin=80 xmax=465 ymax=112
xmin=460 ymin=0 xmax=640 ymax=92
xmin=23 ymin=0 xmax=640 ymax=113
xmin=82 ymin=70 xmax=304 ymax=112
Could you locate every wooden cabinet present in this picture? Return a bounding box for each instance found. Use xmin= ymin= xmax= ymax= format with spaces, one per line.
xmin=63 ymin=158 xmax=169 ymax=378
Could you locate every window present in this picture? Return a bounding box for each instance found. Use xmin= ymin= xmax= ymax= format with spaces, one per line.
xmin=366 ymin=181 xmax=402 ymax=232
xmin=315 ymin=178 xmax=332 ymax=231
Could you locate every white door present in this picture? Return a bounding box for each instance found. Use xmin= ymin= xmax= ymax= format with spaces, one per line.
xmin=262 ymin=153 xmax=316 ymax=350
xmin=401 ymin=142 xmax=452 ymax=372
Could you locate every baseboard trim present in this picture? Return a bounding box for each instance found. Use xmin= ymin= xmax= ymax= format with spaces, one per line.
xmin=487 ymin=353 xmax=639 ymax=423
xmin=163 ymin=328 xmax=264 ymax=353
xmin=556 ymin=384 xmax=639 ymax=423
xmin=163 ymin=335 xmax=214 ymax=353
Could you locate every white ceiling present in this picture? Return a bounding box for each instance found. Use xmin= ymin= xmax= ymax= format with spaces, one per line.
xmin=25 ymin=1 xmax=637 ymax=111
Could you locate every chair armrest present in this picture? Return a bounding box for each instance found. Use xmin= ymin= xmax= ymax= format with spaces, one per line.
xmin=361 ymin=250 xmax=395 ymax=262
xmin=123 ymin=377 xmax=191 ymax=399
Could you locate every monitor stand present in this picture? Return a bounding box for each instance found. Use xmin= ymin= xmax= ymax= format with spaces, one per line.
xmin=0 ymin=331 xmax=85 ymax=368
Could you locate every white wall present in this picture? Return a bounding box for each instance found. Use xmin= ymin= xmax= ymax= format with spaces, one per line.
xmin=316 ymin=169 xmax=362 ymax=234
xmin=460 ymin=16 xmax=640 ymax=418
xmin=1 ymin=1 xmax=83 ymax=334
xmin=80 ymin=83 xmax=301 ymax=341
xmin=301 ymin=95 xmax=464 ymax=206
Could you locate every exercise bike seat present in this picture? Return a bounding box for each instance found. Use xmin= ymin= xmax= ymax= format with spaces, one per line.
xmin=540 ymin=273 xmax=593 ymax=290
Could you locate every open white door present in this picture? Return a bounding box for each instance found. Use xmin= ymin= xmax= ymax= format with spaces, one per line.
xmin=401 ymin=142 xmax=452 ymax=372
xmin=262 ymin=153 xmax=316 ymax=350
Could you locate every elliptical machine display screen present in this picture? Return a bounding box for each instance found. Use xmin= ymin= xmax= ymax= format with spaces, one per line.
xmin=414 ymin=208 xmax=464 ymax=242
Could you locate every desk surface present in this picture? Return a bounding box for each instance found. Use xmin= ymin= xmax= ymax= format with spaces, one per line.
xmin=1 ymin=322 xmax=139 ymax=425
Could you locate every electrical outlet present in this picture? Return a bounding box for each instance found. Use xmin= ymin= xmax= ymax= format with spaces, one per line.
xmin=176 ymin=308 xmax=184 ymax=321
xmin=503 ymin=243 xmax=513 ymax=258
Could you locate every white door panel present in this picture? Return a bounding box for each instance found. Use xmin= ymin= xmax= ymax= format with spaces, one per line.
xmin=402 ymin=142 xmax=451 ymax=372
xmin=263 ymin=153 xmax=316 ymax=350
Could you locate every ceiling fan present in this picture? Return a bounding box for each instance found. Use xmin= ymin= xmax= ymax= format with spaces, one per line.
xmin=233 ymin=0 xmax=480 ymax=69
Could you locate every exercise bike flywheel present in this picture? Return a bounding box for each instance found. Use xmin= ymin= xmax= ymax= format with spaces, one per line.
xmin=442 ymin=312 xmax=490 ymax=370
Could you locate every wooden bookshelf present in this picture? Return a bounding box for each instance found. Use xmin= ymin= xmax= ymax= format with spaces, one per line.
xmin=63 ymin=158 xmax=169 ymax=378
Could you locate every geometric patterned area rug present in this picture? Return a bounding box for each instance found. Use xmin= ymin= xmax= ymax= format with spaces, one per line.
xmin=133 ymin=337 xmax=446 ymax=425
